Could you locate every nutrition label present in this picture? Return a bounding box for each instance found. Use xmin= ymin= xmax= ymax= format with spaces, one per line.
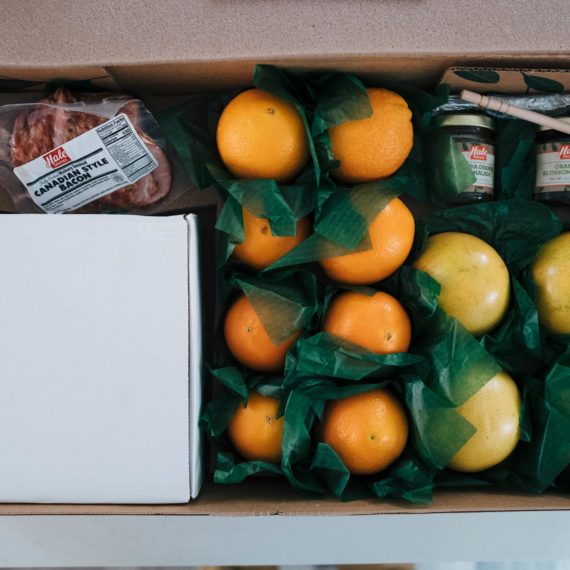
xmin=13 ymin=113 xmax=158 ymax=213
xmin=95 ymin=116 xmax=156 ymax=183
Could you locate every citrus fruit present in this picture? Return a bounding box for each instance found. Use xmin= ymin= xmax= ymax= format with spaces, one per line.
xmin=531 ymin=232 xmax=570 ymax=334
xmin=216 ymin=88 xmax=309 ymax=183
xmin=227 ymin=391 xmax=284 ymax=464
xmin=323 ymin=290 xmax=411 ymax=354
xmin=413 ymin=232 xmax=510 ymax=336
xmin=224 ymin=294 xmax=301 ymax=372
xmin=329 ymin=87 xmax=413 ymax=184
xmin=320 ymin=197 xmax=414 ymax=284
xmin=232 ymin=208 xmax=311 ymax=270
xmin=448 ymin=371 xmax=521 ymax=473
xmin=322 ymin=389 xmax=408 ymax=475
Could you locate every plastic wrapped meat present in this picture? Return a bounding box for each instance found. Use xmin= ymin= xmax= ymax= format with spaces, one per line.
xmin=9 ymin=88 xmax=172 ymax=212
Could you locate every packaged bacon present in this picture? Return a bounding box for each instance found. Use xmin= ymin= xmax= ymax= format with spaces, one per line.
xmin=0 ymin=88 xmax=178 ymax=213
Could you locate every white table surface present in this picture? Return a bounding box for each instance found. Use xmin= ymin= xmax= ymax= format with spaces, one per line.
xmin=1 ymin=510 xmax=570 ymax=567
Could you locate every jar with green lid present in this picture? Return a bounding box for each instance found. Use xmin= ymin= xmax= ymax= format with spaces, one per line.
xmin=534 ymin=117 xmax=570 ymax=206
xmin=435 ymin=113 xmax=496 ymax=204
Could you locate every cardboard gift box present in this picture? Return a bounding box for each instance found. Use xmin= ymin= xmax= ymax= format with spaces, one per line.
xmin=0 ymin=0 xmax=569 ymax=516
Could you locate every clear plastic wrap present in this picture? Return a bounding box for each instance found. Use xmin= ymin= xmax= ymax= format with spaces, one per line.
xmin=0 ymin=88 xmax=181 ymax=213
xmin=433 ymin=94 xmax=570 ymax=119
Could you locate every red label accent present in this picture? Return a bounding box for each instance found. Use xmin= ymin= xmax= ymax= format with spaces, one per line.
xmin=43 ymin=147 xmax=71 ymax=169
xmin=559 ymin=144 xmax=570 ymax=160
xmin=469 ymin=145 xmax=488 ymax=161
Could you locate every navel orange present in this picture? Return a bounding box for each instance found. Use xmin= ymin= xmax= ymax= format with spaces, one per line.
xmin=224 ymin=294 xmax=301 ymax=372
xmin=216 ymin=89 xmax=309 ymax=183
xmin=322 ymin=389 xmax=409 ymax=475
xmin=227 ymin=391 xmax=284 ymax=464
xmin=323 ymin=290 xmax=412 ymax=354
xmin=232 ymin=208 xmax=311 ymax=270
xmin=320 ymin=197 xmax=414 ymax=284
xmin=329 ymin=87 xmax=413 ymax=184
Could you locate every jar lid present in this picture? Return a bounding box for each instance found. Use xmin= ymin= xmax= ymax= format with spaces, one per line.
xmin=538 ymin=117 xmax=570 ymax=132
xmin=435 ymin=113 xmax=495 ymax=131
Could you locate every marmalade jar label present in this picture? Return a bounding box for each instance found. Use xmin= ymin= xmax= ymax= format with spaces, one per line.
xmin=460 ymin=142 xmax=495 ymax=193
xmin=535 ymin=142 xmax=570 ymax=193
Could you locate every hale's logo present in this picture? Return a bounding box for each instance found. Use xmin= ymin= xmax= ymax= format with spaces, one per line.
xmin=559 ymin=144 xmax=570 ymax=160
xmin=43 ymin=147 xmax=70 ymax=169
xmin=470 ymin=145 xmax=488 ymax=161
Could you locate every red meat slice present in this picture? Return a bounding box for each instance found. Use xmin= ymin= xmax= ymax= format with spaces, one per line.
xmin=11 ymin=102 xmax=57 ymax=167
xmin=10 ymin=88 xmax=171 ymax=211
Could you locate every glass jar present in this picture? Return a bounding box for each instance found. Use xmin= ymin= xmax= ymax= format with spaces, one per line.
xmin=435 ymin=113 xmax=496 ymax=205
xmin=534 ymin=118 xmax=570 ymax=206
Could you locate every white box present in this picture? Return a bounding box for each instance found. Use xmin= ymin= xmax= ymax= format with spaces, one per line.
xmin=0 ymin=214 xmax=202 ymax=503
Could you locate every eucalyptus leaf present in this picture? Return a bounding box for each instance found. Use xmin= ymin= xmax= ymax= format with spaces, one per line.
xmin=453 ymin=69 xmax=501 ymax=84
xmin=522 ymin=73 xmax=565 ymax=94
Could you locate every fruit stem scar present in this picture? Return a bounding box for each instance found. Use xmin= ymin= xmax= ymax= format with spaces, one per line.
xmin=247 ymin=326 xmax=253 ymax=333
xmin=266 ymin=107 xmax=275 ymax=115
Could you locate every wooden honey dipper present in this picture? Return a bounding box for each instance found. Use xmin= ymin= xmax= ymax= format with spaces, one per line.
xmin=460 ymin=89 xmax=570 ymax=135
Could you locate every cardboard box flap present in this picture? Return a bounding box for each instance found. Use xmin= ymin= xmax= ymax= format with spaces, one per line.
xmin=441 ymin=67 xmax=570 ymax=94
xmin=1 ymin=2 xmax=569 ymax=94
xmin=108 ymin=55 xmax=570 ymax=95
xmin=1 ymin=479 xmax=570 ymax=516
xmin=0 ymin=67 xmax=117 ymax=92
xmin=1 ymin=1 xmax=569 ymax=70
xmin=1 ymin=57 xmax=566 ymax=97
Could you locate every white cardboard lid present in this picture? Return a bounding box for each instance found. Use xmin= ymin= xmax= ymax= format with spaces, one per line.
xmin=0 ymin=213 xmax=201 ymax=503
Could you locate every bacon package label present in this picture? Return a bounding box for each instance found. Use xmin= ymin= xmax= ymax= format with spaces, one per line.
xmin=14 ymin=114 xmax=158 ymax=213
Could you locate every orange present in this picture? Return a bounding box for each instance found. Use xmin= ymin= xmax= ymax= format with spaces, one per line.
xmin=531 ymin=232 xmax=570 ymax=334
xmin=322 ymin=389 xmax=408 ymax=475
xmin=227 ymin=391 xmax=284 ymax=464
xmin=413 ymin=232 xmax=510 ymax=336
xmin=323 ymin=290 xmax=411 ymax=354
xmin=329 ymin=87 xmax=413 ymax=184
xmin=320 ymin=197 xmax=414 ymax=284
xmin=224 ymin=294 xmax=301 ymax=372
xmin=232 ymin=208 xmax=311 ymax=270
xmin=448 ymin=372 xmax=521 ymax=473
xmin=216 ymin=88 xmax=310 ymax=183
